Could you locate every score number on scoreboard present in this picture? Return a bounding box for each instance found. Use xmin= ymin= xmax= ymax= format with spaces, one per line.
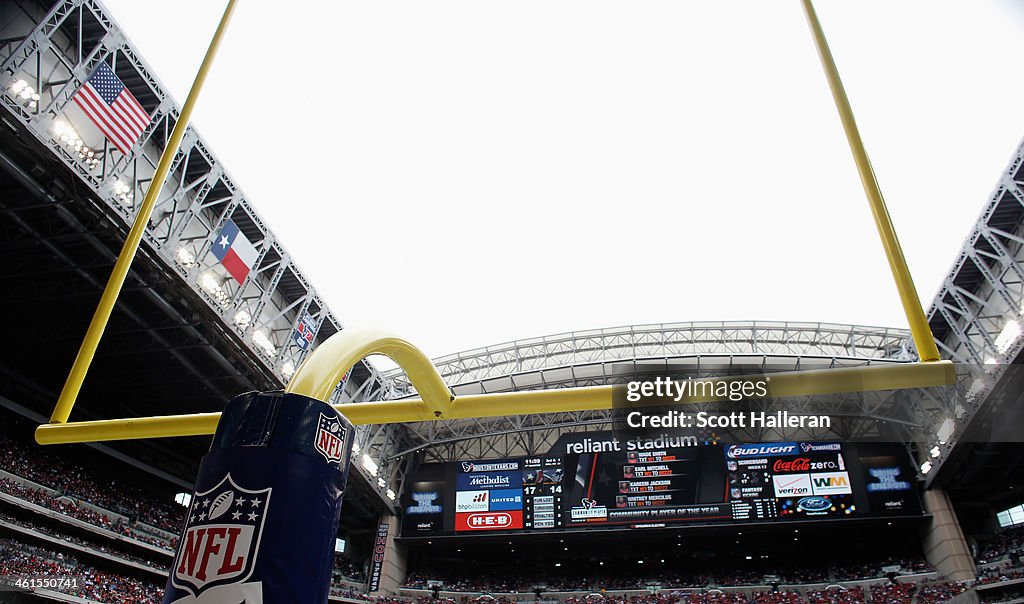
xmin=522 ymin=457 xmax=564 ymax=530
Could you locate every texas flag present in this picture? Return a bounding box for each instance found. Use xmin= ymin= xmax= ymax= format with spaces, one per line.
xmin=212 ymin=219 xmax=258 ymax=284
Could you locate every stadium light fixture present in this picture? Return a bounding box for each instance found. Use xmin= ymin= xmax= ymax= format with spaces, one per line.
xmin=361 ymin=453 xmax=379 ymax=476
xmin=174 ymin=492 xmax=192 ymax=507
xmin=9 ymin=79 xmax=40 ymax=109
xmin=232 ymin=309 xmax=252 ymax=328
xmin=199 ymin=272 xmax=231 ymax=308
xmin=252 ymin=329 xmax=277 ymax=357
xmin=377 ymin=477 xmax=386 ymax=488
xmin=112 ymin=179 xmax=131 ymax=206
xmin=936 ymin=418 xmax=955 ymax=445
xmin=52 ymin=119 xmax=99 ymax=171
xmin=965 ymin=378 xmax=985 ymax=403
xmin=995 ymin=320 xmax=1021 ymax=354
xmin=920 ymin=461 xmax=933 ymax=474
xmin=930 ymin=446 xmax=941 ymax=458
xmin=174 ymin=246 xmax=197 ymax=268
xmin=199 ymin=272 xmax=220 ymax=293
xmin=281 ymin=360 xmax=296 ymax=379
xmin=386 ymin=489 xmax=396 ymax=501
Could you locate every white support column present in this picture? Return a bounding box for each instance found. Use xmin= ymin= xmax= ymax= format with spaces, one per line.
xmin=922 ymin=488 xmax=977 ymax=580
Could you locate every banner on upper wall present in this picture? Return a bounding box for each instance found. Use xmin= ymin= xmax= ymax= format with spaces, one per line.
xmin=368 ymin=521 xmax=390 ymax=593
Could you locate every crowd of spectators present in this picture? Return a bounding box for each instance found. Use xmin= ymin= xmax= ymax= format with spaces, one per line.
xmin=977 ymin=527 xmax=1024 ymax=565
xmin=336 ymin=553 xmax=366 ymax=582
xmin=599 ymin=571 xmax=707 ymax=590
xmin=976 ymin=564 xmax=1024 ymax=586
xmin=867 ymin=582 xmax=916 ymax=604
xmin=404 ymin=572 xmax=545 ymax=593
xmin=381 ymin=585 xmax=969 ymax=604
xmin=0 ymin=509 xmax=164 ymax=570
xmin=332 ymin=585 xmax=373 ymax=600
xmin=805 ymin=586 xmax=866 ymax=604
xmin=832 ymin=559 xmax=932 ymax=582
xmin=914 ymin=581 xmax=967 ymax=604
xmin=403 ymin=558 xmax=935 ymax=594
xmin=985 ymin=586 xmax=1024 ymax=603
xmin=0 ymin=539 xmax=162 ymax=603
xmin=0 ymin=434 xmax=185 ymax=532
xmin=752 ymin=590 xmax=804 ymax=604
xmin=0 ymin=477 xmax=175 ymax=549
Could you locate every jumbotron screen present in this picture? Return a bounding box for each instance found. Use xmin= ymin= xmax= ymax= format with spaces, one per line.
xmin=400 ymin=434 xmax=921 ymax=536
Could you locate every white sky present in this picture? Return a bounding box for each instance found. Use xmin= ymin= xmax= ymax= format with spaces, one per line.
xmin=103 ymin=0 xmax=1024 ymax=364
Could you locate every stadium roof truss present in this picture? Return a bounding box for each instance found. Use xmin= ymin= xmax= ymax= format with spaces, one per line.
xmin=381 ymin=321 xmax=941 ymax=463
xmin=921 ymin=134 xmax=1024 ymax=484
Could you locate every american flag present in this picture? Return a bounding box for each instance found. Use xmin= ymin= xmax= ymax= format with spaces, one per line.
xmin=72 ymin=63 xmax=150 ymax=155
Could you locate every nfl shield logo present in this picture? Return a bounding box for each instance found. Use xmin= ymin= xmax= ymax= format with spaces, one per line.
xmin=171 ymin=474 xmax=271 ymax=597
xmin=315 ymin=413 xmax=346 ymax=463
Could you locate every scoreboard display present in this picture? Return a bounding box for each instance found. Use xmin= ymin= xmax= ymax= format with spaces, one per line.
xmin=400 ymin=437 xmax=920 ymax=536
